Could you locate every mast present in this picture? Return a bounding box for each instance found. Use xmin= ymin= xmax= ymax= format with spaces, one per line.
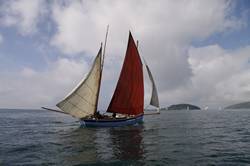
xmin=102 ymin=25 xmax=109 ymax=69
xmin=95 ymin=25 xmax=109 ymax=114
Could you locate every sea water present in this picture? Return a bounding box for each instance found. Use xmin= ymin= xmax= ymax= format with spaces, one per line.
xmin=0 ymin=109 xmax=250 ymax=165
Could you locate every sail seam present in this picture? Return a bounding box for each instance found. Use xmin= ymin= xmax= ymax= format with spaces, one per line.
xmin=67 ymin=100 xmax=93 ymax=115
xmin=84 ymin=83 xmax=95 ymax=94
xmin=75 ymin=92 xmax=96 ymax=107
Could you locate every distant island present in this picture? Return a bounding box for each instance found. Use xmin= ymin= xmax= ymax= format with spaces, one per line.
xmin=225 ymin=101 xmax=250 ymax=109
xmin=168 ymin=104 xmax=201 ymax=110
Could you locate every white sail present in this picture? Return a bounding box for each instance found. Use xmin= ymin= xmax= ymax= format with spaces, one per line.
xmin=145 ymin=62 xmax=159 ymax=108
xmin=56 ymin=47 xmax=102 ymax=118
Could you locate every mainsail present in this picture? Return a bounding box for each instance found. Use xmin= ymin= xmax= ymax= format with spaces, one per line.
xmin=56 ymin=47 xmax=102 ymax=118
xmin=107 ymin=32 xmax=144 ymax=115
xmin=145 ymin=62 xmax=159 ymax=108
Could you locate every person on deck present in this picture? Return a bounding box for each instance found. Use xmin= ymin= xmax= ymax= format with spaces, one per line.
xmin=112 ymin=113 xmax=116 ymax=118
xmin=95 ymin=111 xmax=102 ymax=119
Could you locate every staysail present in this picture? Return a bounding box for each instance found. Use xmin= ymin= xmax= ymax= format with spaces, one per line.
xmin=107 ymin=32 xmax=144 ymax=115
xmin=56 ymin=47 xmax=102 ymax=118
xmin=145 ymin=61 xmax=159 ymax=108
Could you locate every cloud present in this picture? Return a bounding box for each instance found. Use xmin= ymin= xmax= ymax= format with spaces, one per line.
xmin=0 ymin=34 xmax=3 ymax=44
xmin=50 ymin=0 xmax=246 ymax=108
xmin=175 ymin=45 xmax=250 ymax=108
xmin=0 ymin=58 xmax=90 ymax=108
xmin=51 ymin=0 xmax=242 ymax=56
xmin=0 ymin=0 xmax=47 ymax=35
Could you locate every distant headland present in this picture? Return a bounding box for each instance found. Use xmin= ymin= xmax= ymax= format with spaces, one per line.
xmin=167 ymin=104 xmax=201 ymax=110
xmin=225 ymin=101 xmax=250 ymax=109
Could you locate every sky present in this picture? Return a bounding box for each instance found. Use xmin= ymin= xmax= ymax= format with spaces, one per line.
xmin=0 ymin=0 xmax=250 ymax=109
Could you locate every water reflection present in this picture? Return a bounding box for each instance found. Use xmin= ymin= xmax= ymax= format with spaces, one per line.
xmin=59 ymin=127 xmax=99 ymax=165
xmin=108 ymin=125 xmax=145 ymax=161
xmin=59 ymin=124 xmax=145 ymax=165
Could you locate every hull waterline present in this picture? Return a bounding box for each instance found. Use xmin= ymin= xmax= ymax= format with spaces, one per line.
xmin=80 ymin=114 xmax=143 ymax=127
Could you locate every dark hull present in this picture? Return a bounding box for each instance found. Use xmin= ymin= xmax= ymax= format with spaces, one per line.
xmin=80 ymin=114 xmax=143 ymax=127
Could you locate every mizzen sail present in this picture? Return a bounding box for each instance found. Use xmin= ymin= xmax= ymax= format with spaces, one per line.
xmin=56 ymin=47 xmax=102 ymax=118
xmin=145 ymin=61 xmax=159 ymax=108
xmin=107 ymin=32 xmax=144 ymax=115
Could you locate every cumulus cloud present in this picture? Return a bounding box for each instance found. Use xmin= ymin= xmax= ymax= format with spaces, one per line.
xmin=0 ymin=58 xmax=90 ymax=108
xmin=0 ymin=34 xmax=3 ymax=44
xmin=0 ymin=0 xmax=47 ymax=35
xmin=51 ymin=0 xmax=241 ymax=56
xmin=163 ymin=45 xmax=250 ymax=108
xmin=50 ymin=0 xmax=246 ymax=108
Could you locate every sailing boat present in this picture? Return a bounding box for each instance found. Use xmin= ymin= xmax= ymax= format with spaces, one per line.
xmin=48 ymin=31 xmax=159 ymax=127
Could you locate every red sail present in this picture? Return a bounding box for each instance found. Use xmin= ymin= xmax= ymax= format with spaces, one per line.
xmin=107 ymin=32 xmax=144 ymax=115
